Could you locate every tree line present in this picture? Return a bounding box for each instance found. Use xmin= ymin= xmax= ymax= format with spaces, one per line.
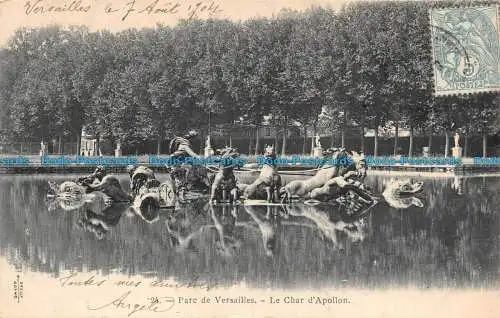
xmin=0 ymin=1 xmax=498 ymax=156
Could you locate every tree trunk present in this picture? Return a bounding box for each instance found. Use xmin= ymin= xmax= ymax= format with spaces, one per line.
xmin=341 ymin=128 xmax=345 ymax=148
xmin=393 ymin=121 xmax=399 ymax=156
xmin=302 ymin=126 xmax=307 ymax=155
xmin=444 ymin=131 xmax=450 ymax=158
xmin=281 ymin=133 xmax=286 ymax=155
xmin=58 ymin=134 xmax=62 ymax=154
xmin=360 ymin=113 xmax=365 ymax=153
xmin=281 ymin=116 xmax=287 ymax=155
xmin=97 ymin=134 xmax=102 ymax=156
xmin=464 ymin=135 xmax=468 ymax=157
xmin=157 ymin=125 xmax=164 ymax=155
xmin=76 ymin=132 xmax=81 ymax=156
xmin=311 ymin=135 xmax=314 ymax=156
xmin=374 ymin=127 xmax=379 ymax=157
xmin=274 ymin=126 xmax=279 ymax=151
xmin=200 ymin=131 xmax=204 ymax=154
xmin=428 ymin=131 xmax=432 ymax=154
xmin=311 ymin=125 xmax=317 ymax=156
xmin=341 ymin=109 xmax=347 ymax=148
xmin=482 ymin=133 xmax=487 ymax=158
xmin=248 ymin=135 xmax=252 ymax=155
xmin=343 ymin=108 xmax=348 ymax=148
xmin=157 ymin=135 xmax=161 ymax=155
xmin=408 ymin=125 xmax=414 ymax=157
xmin=254 ymin=126 xmax=260 ymax=156
xmin=330 ymin=132 xmax=334 ymax=148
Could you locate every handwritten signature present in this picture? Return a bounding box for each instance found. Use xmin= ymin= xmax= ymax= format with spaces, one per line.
xmin=88 ymin=290 xmax=175 ymax=317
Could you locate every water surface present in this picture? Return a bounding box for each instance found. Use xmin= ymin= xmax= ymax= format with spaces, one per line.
xmin=0 ymin=173 xmax=498 ymax=290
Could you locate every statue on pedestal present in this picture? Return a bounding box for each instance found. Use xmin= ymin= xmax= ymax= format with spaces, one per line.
xmin=315 ymin=134 xmax=322 ymax=149
xmin=115 ymin=142 xmax=122 ymax=157
xmin=452 ymin=132 xmax=463 ymax=158
xmin=40 ymin=141 xmax=47 ymax=156
xmin=313 ymin=134 xmax=323 ymax=157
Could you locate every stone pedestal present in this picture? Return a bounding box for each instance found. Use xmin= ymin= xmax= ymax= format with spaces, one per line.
xmin=452 ymin=147 xmax=463 ymax=158
xmin=204 ymin=136 xmax=214 ymax=157
xmin=313 ymin=147 xmax=323 ymax=157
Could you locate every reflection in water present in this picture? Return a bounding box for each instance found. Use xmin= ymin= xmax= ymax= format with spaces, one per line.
xmin=45 ymin=182 xmax=130 ymax=240
xmin=164 ymin=200 xmax=209 ymax=253
xmin=77 ymin=203 xmax=129 ymax=240
xmin=208 ymin=204 xmax=241 ymax=258
xmin=381 ymin=178 xmax=424 ymax=209
xmin=285 ymin=204 xmax=366 ymax=250
xmin=451 ymin=176 xmax=465 ymax=195
xmin=243 ymin=205 xmax=281 ymax=257
xmin=0 ymin=174 xmax=499 ymax=289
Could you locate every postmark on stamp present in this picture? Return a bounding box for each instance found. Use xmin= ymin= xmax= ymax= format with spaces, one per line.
xmin=430 ymin=6 xmax=499 ymax=96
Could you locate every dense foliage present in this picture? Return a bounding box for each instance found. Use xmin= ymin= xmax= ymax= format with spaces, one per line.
xmin=0 ymin=1 xmax=498 ymax=155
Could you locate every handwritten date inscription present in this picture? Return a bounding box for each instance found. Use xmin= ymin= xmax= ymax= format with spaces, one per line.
xmin=22 ymin=0 xmax=223 ymax=21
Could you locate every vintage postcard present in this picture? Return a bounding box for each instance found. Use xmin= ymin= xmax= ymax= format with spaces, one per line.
xmin=1 ymin=0 xmax=499 ymax=318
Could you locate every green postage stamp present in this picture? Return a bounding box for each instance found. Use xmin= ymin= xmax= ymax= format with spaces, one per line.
xmin=430 ymin=5 xmax=500 ymax=96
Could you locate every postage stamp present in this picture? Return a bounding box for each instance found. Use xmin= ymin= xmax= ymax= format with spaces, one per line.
xmin=430 ymin=5 xmax=500 ymax=96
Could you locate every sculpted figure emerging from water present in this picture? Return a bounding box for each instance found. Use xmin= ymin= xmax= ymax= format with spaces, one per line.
xmin=74 ymin=166 xmax=131 ymax=202
xmin=169 ymin=130 xmax=211 ymax=197
xmin=49 ymin=184 xmax=128 ymax=240
xmin=127 ymin=165 xmax=177 ymax=222
xmin=210 ymin=147 xmax=240 ymax=204
xmin=243 ymin=145 xmax=282 ymax=202
xmin=48 ymin=166 xmax=131 ymax=212
xmin=280 ymin=148 xmax=367 ymax=203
